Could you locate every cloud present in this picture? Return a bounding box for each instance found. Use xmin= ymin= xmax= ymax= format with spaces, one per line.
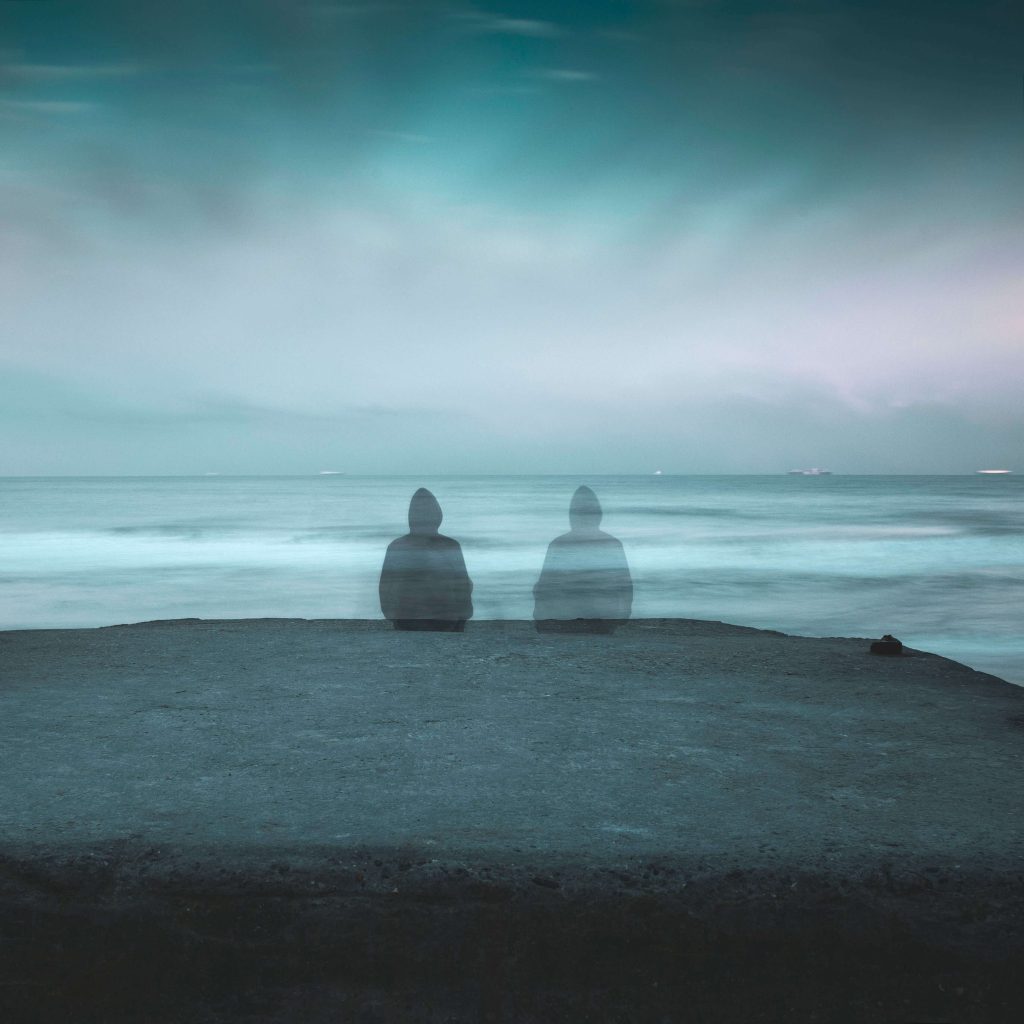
xmin=486 ymin=17 xmax=559 ymax=37
xmin=451 ymin=11 xmax=561 ymax=38
xmin=1 ymin=61 xmax=142 ymax=82
xmin=0 ymin=99 xmax=97 ymax=116
xmin=4 ymin=170 xmax=1020 ymax=443
xmin=0 ymin=0 xmax=1018 ymax=473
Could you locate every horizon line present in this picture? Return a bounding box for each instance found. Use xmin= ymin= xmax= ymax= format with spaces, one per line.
xmin=0 ymin=472 xmax=1016 ymax=480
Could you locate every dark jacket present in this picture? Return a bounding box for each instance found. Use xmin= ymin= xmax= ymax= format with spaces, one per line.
xmin=379 ymin=488 xmax=474 ymax=626
xmin=533 ymin=485 xmax=633 ymax=627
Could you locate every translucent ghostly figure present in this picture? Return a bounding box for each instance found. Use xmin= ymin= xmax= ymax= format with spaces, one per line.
xmin=379 ymin=488 xmax=474 ymax=632
xmin=533 ymin=485 xmax=633 ymax=634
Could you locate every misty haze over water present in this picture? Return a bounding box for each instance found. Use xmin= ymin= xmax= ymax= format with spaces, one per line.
xmin=1 ymin=475 xmax=1021 ymax=685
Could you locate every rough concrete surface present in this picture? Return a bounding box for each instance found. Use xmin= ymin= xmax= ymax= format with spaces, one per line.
xmin=1 ymin=618 xmax=1023 ymax=1022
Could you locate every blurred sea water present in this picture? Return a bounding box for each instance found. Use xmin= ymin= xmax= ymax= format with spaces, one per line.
xmin=1 ymin=474 xmax=1021 ymax=684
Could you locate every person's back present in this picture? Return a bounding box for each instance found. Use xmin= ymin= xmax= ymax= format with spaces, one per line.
xmin=379 ymin=488 xmax=473 ymax=631
xmin=533 ymin=485 xmax=632 ymax=633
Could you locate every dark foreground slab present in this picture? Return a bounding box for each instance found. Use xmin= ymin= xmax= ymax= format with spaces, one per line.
xmin=1 ymin=618 xmax=1023 ymax=1022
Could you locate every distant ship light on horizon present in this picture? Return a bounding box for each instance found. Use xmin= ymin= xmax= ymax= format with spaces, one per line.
xmin=788 ymin=468 xmax=832 ymax=476
xmin=976 ymin=469 xmax=1012 ymax=474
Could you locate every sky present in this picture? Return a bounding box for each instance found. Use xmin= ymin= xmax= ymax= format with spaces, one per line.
xmin=1 ymin=0 xmax=1021 ymax=474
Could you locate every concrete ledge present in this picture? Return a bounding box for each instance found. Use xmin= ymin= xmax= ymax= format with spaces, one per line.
xmin=2 ymin=619 xmax=1023 ymax=1021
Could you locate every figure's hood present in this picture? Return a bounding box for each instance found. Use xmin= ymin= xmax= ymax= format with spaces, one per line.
xmin=408 ymin=487 xmax=443 ymax=534
xmin=569 ymin=485 xmax=602 ymax=530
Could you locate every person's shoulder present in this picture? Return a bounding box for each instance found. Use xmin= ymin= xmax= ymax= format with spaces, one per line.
xmin=434 ymin=533 xmax=463 ymax=548
xmin=548 ymin=531 xmax=576 ymax=546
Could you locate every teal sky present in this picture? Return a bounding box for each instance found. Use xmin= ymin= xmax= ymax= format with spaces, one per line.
xmin=2 ymin=0 xmax=1022 ymax=473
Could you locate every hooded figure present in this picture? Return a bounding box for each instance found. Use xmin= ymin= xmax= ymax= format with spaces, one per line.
xmin=379 ymin=488 xmax=473 ymax=631
xmin=533 ymin=485 xmax=633 ymax=634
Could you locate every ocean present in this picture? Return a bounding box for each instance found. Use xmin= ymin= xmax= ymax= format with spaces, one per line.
xmin=1 ymin=475 xmax=1021 ymax=684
